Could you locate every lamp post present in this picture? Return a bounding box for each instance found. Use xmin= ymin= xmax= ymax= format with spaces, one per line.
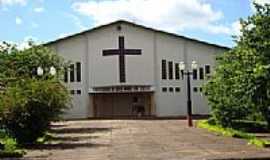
xmin=49 ymin=66 xmax=57 ymax=76
xmin=179 ymin=61 xmax=198 ymax=127
xmin=37 ymin=66 xmax=44 ymax=76
xmin=36 ymin=66 xmax=57 ymax=76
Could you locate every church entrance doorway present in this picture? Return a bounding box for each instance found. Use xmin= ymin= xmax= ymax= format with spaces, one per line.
xmin=92 ymin=93 xmax=153 ymax=118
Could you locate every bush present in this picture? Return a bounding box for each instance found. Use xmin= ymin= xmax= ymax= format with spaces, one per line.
xmin=204 ymin=3 xmax=270 ymax=127
xmin=0 ymin=41 xmax=70 ymax=145
xmin=0 ymin=79 xmax=70 ymax=144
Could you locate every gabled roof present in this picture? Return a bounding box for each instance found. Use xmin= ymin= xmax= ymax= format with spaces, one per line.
xmin=45 ymin=20 xmax=230 ymax=50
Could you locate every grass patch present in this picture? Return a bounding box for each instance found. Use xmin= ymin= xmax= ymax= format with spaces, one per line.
xmin=36 ymin=132 xmax=55 ymax=144
xmin=197 ymin=120 xmax=270 ymax=148
xmin=0 ymin=130 xmax=24 ymax=158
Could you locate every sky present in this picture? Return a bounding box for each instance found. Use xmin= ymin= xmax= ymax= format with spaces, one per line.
xmin=0 ymin=0 xmax=269 ymax=49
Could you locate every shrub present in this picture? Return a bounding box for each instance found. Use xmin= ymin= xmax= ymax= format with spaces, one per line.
xmin=0 ymin=79 xmax=70 ymax=144
xmin=204 ymin=3 xmax=270 ymax=127
xmin=0 ymin=41 xmax=70 ymax=145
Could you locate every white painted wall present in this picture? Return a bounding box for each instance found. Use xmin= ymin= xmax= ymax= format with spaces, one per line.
xmin=48 ymin=35 xmax=90 ymax=119
xmin=154 ymin=33 xmax=187 ymax=116
xmin=87 ymin=23 xmax=155 ymax=87
xmin=47 ymin=21 xmax=228 ymax=119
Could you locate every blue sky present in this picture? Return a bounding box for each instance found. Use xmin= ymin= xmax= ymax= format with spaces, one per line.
xmin=0 ymin=0 xmax=268 ymax=48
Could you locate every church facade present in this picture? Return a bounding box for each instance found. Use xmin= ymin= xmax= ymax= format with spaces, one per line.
xmin=46 ymin=20 xmax=228 ymax=119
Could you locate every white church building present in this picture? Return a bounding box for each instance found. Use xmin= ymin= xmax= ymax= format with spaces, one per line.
xmin=46 ymin=20 xmax=229 ymax=119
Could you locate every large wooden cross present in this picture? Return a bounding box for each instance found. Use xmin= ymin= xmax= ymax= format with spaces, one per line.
xmin=103 ymin=36 xmax=142 ymax=83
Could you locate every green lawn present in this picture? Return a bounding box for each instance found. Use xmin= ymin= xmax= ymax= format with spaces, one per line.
xmin=197 ymin=120 xmax=270 ymax=148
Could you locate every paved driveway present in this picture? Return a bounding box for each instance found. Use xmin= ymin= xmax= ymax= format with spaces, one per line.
xmin=21 ymin=120 xmax=270 ymax=160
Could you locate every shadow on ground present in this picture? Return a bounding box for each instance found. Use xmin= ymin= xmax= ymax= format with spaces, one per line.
xmin=24 ymin=126 xmax=112 ymax=150
xmin=48 ymin=135 xmax=100 ymax=142
xmin=50 ymin=127 xmax=112 ymax=134
xmin=25 ymin=142 xmax=110 ymax=150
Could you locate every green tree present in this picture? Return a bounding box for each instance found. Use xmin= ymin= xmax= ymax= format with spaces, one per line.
xmin=0 ymin=41 xmax=67 ymax=82
xmin=0 ymin=42 xmax=70 ymax=144
xmin=204 ymin=3 xmax=270 ymax=127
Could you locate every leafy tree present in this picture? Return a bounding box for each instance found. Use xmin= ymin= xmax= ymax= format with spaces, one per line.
xmin=0 ymin=42 xmax=70 ymax=144
xmin=0 ymin=41 xmax=67 ymax=82
xmin=204 ymin=3 xmax=270 ymax=127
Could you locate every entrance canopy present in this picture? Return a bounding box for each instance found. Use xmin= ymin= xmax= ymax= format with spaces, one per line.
xmin=89 ymin=85 xmax=154 ymax=94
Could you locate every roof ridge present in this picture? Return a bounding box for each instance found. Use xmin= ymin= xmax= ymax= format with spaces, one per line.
xmin=45 ymin=19 xmax=230 ymax=49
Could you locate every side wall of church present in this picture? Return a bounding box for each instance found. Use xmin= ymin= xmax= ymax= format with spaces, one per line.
xmin=48 ymin=35 xmax=90 ymax=119
xmin=154 ymin=33 xmax=187 ymax=116
xmin=154 ymin=32 xmax=227 ymax=117
xmin=186 ymin=42 xmax=222 ymax=115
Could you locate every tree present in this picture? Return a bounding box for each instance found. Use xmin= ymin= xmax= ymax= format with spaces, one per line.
xmin=0 ymin=42 xmax=70 ymax=144
xmin=0 ymin=41 xmax=67 ymax=82
xmin=204 ymin=3 xmax=270 ymax=127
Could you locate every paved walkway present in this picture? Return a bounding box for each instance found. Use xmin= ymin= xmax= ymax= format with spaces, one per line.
xmin=19 ymin=120 xmax=270 ymax=160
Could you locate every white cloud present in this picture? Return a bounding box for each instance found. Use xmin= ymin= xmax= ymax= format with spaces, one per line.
xmin=15 ymin=16 xmax=22 ymax=25
xmin=72 ymin=0 xmax=237 ymax=35
xmin=17 ymin=36 xmax=38 ymax=50
xmin=58 ymin=32 xmax=73 ymax=39
xmin=0 ymin=0 xmax=27 ymax=6
xmin=65 ymin=13 xmax=87 ymax=31
xmin=34 ymin=7 xmax=44 ymax=13
xmin=0 ymin=36 xmax=38 ymax=51
xmin=231 ymin=20 xmax=242 ymax=36
xmin=253 ymin=0 xmax=270 ymax=4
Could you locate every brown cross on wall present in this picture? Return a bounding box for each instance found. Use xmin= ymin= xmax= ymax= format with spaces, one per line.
xmin=103 ymin=36 xmax=142 ymax=83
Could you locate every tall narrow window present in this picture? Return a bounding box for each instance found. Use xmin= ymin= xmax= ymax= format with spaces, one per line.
xmin=70 ymin=64 xmax=75 ymax=82
xmin=175 ymin=63 xmax=180 ymax=80
xmin=199 ymin=67 xmax=204 ymax=80
xmin=76 ymin=62 xmax=81 ymax=82
xmin=193 ymin=69 xmax=197 ymax=80
xmin=64 ymin=67 xmax=68 ymax=82
xmin=205 ymin=65 xmax=210 ymax=74
xmin=168 ymin=61 xmax=173 ymax=80
xmin=181 ymin=70 xmax=184 ymax=80
xmin=161 ymin=60 xmax=167 ymax=80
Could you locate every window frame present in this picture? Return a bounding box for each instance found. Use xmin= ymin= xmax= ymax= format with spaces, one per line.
xmin=168 ymin=61 xmax=173 ymax=80
xmin=192 ymin=69 xmax=197 ymax=80
xmin=175 ymin=63 xmax=180 ymax=80
xmin=161 ymin=60 xmax=167 ymax=80
xmin=76 ymin=62 xmax=81 ymax=82
xmin=199 ymin=67 xmax=204 ymax=80
xmin=70 ymin=64 xmax=75 ymax=82
xmin=162 ymin=87 xmax=167 ymax=92
xmin=64 ymin=67 xmax=68 ymax=83
xmin=205 ymin=64 xmax=211 ymax=75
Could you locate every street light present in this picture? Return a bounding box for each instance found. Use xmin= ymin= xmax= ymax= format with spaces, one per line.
xmin=179 ymin=60 xmax=198 ymax=127
xmin=36 ymin=66 xmax=57 ymax=76
xmin=37 ymin=66 xmax=44 ymax=76
xmin=49 ymin=66 xmax=56 ymax=76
